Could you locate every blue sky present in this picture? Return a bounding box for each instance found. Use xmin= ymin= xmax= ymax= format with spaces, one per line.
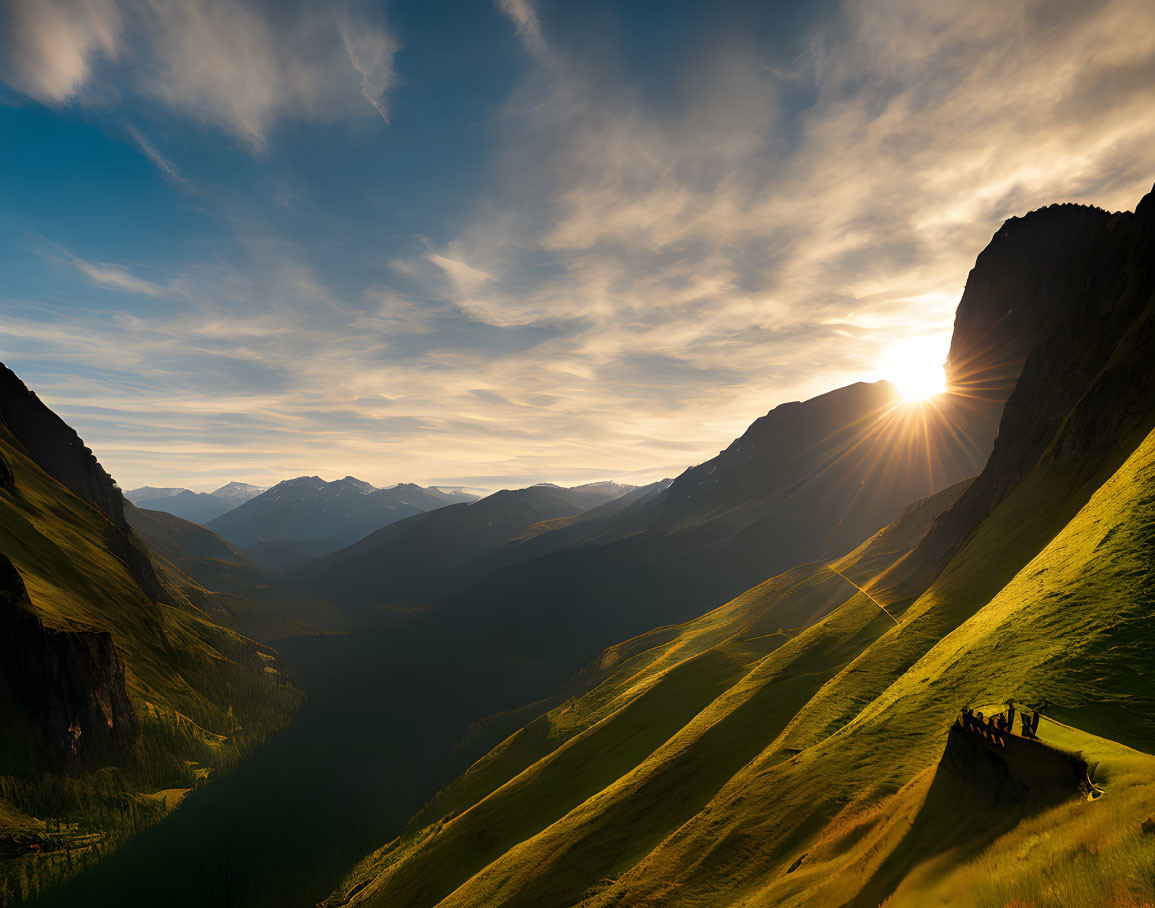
xmin=2 ymin=0 xmax=1154 ymax=491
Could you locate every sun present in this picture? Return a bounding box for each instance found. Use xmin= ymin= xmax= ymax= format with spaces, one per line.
xmin=878 ymin=337 xmax=948 ymax=402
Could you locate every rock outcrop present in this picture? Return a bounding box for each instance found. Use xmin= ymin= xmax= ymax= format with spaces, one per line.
xmin=0 ymin=555 xmax=139 ymax=770
xmin=914 ymin=184 xmax=1155 ymax=572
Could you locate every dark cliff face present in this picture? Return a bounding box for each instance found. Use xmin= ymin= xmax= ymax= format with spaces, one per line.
xmin=915 ymin=184 xmax=1155 ymax=571
xmin=0 ymin=364 xmax=125 ymax=526
xmin=0 ymin=556 xmax=140 ymax=771
xmin=935 ymin=203 xmax=1118 ymax=469
xmin=944 ymin=203 xmax=1115 ymax=402
xmin=0 ymin=363 xmax=164 ymax=602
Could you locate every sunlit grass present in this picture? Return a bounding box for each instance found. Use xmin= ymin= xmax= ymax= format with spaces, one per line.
xmin=327 ymin=423 xmax=1155 ymax=907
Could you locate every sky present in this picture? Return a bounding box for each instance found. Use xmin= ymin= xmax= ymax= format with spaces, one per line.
xmin=2 ymin=0 xmax=1154 ymax=493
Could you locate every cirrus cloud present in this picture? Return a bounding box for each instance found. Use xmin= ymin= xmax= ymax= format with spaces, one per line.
xmin=0 ymin=0 xmax=399 ymax=150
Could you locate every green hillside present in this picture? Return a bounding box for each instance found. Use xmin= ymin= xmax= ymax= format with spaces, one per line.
xmin=324 ymin=408 xmax=1155 ymax=908
xmin=0 ymin=419 xmax=299 ymax=903
xmin=125 ymin=504 xmax=344 ymax=640
xmin=321 ymin=187 xmax=1155 ymax=908
xmin=320 ymin=482 xmax=971 ymax=907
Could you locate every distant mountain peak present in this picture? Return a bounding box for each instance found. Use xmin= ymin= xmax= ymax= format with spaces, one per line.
xmin=336 ymin=476 xmax=376 ymax=493
xmin=207 ymin=476 xmax=477 ymax=550
xmin=568 ymin=480 xmax=638 ymax=495
xmin=125 ymin=485 xmax=188 ymax=503
xmin=274 ymin=475 xmax=326 ymax=489
xmin=211 ymin=481 xmax=264 ymax=505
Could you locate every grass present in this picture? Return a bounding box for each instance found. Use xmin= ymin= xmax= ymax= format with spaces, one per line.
xmin=323 ymin=484 xmax=961 ymax=907
xmin=327 ymin=421 xmax=1155 ymax=908
xmin=0 ymin=425 xmax=300 ymax=904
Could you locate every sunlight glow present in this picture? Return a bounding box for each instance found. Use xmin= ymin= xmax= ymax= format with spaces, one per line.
xmin=878 ymin=338 xmax=948 ymax=402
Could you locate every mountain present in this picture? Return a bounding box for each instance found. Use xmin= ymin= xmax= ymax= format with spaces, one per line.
xmin=127 ymin=487 xmax=235 ymax=523
xmin=244 ymin=537 xmax=348 ymax=572
xmin=124 ymin=482 xmax=264 ymax=524
xmin=322 ymin=480 xmax=974 ymax=908
xmin=205 ymin=476 xmax=477 ymax=552
xmin=300 ymin=370 xmax=1004 ymax=635
xmin=124 ymin=503 xmax=345 ymax=639
xmin=210 ymin=481 xmax=264 ymax=507
xmin=323 ymin=184 xmax=1155 ymax=907
xmin=392 ymin=381 xmax=994 ymax=679
xmin=376 ymin=202 xmax=1146 ymax=671
xmin=293 ymin=482 xmax=638 ymax=607
xmin=124 ymin=502 xmax=263 ymax=594
xmin=125 ymin=485 xmax=186 ymax=503
xmin=0 ymin=363 xmax=299 ymax=902
xmin=345 ymin=198 xmax=1141 ymax=685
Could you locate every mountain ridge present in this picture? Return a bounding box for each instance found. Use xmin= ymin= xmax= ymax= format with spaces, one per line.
xmin=321 ymin=182 xmax=1155 ymax=908
xmin=206 ymin=475 xmax=476 ymax=552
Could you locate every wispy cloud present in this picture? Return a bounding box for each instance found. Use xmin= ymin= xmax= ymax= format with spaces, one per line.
xmin=0 ymin=0 xmax=399 ymax=151
xmin=495 ymin=0 xmax=550 ymax=63
xmin=137 ymin=0 xmax=398 ymax=151
xmin=427 ymin=252 xmax=495 ymax=295
xmin=338 ymin=14 xmax=398 ymax=124
xmin=68 ymin=254 xmax=167 ymax=296
xmin=465 ymin=0 xmax=1155 ymax=424
xmin=125 ymin=125 xmax=189 ymax=187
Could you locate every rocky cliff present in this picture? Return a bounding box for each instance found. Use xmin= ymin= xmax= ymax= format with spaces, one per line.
xmin=914 ymin=184 xmax=1155 ymax=572
xmin=0 ymin=555 xmax=139 ymax=770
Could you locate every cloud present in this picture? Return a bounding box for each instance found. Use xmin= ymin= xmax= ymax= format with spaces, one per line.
xmin=0 ymin=0 xmax=399 ymax=151
xmin=125 ymin=125 xmax=189 ymax=186
xmin=495 ymin=0 xmax=550 ymax=63
xmin=68 ymin=254 xmax=167 ymax=296
xmin=427 ymin=252 xmax=495 ymax=295
xmin=0 ymin=0 xmax=121 ymax=103
xmin=8 ymin=0 xmax=1155 ymax=492
xmin=338 ymin=14 xmax=398 ymax=123
xmin=137 ymin=0 xmax=399 ymax=150
xmin=439 ymin=0 xmax=1155 ymax=424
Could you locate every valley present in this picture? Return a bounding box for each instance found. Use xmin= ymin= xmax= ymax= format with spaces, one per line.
xmin=2 ymin=183 xmax=1153 ymax=908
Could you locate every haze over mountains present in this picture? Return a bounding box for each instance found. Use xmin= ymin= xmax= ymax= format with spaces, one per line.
xmin=124 ymin=476 xmax=486 ymax=572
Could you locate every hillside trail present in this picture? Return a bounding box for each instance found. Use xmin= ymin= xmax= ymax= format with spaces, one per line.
xmin=825 ymin=563 xmax=899 ymax=624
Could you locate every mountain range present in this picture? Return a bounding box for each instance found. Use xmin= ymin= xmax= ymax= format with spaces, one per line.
xmin=3 ymin=183 xmax=1154 ymax=907
xmin=292 ymin=481 xmax=639 ymax=608
xmin=204 ymin=476 xmax=479 ymax=561
xmin=320 ymin=184 xmax=1155 ymax=907
xmin=125 ymin=482 xmax=264 ymax=524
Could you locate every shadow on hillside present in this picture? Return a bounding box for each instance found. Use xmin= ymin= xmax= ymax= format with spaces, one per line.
xmin=848 ymin=725 xmax=1085 ymax=907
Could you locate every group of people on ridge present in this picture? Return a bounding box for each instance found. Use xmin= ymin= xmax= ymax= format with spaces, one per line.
xmin=957 ymin=701 xmax=1042 ymax=747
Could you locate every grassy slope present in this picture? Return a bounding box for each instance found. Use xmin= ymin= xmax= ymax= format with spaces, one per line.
xmin=127 ymin=504 xmax=345 ymax=640
xmin=329 ymin=422 xmax=1155 ymax=908
xmin=591 ymin=423 xmax=1155 ymax=908
xmin=0 ymin=426 xmax=300 ymax=901
xmin=322 ymin=483 xmax=970 ymax=908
